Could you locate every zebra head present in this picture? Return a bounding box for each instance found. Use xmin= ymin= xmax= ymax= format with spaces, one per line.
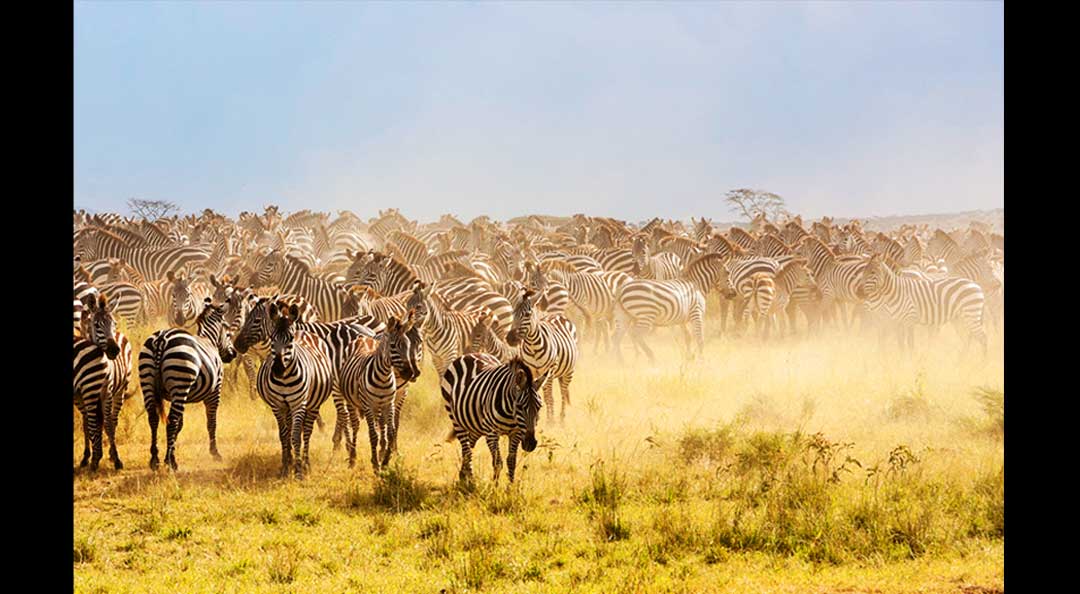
xmin=385 ymin=309 xmax=423 ymax=384
xmin=405 ymin=281 xmax=430 ymax=327
xmin=509 ymin=358 xmax=545 ymax=453
xmin=465 ymin=309 xmax=496 ymax=355
xmin=209 ymin=274 xmax=233 ymax=305
xmin=196 ymin=297 xmax=237 ymax=364
xmin=223 ymin=285 xmax=256 ymax=334
xmin=166 ymin=269 xmax=198 ymax=327
xmin=80 ymin=293 xmax=120 ymax=360
xmin=505 ymin=288 xmax=539 ymax=347
xmin=268 ymin=302 xmax=299 ymax=377
xmin=344 ymin=249 xmax=376 ymax=284
xmin=233 ymin=297 xmax=274 ymax=354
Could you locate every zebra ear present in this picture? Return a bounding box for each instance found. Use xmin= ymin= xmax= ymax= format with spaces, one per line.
xmin=289 ymin=304 xmax=300 ymax=320
xmin=167 ymin=270 xmax=175 ymax=282
xmin=512 ymin=364 xmax=530 ymax=392
xmin=210 ymin=274 xmax=220 ymax=288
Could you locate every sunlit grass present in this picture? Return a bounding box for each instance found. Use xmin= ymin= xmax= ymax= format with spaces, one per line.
xmin=74 ymin=318 xmax=1003 ymax=592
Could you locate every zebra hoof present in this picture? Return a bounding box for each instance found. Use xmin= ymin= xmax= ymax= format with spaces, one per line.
xmin=113 ymin=459 xmax=124 ymax=470
xmin=211 ymin=451 xmax=223 ymax=462
xmin=149 ymin=458 xmax=159 ymax=471
xmin=79 ymin=458 xmax=90 ymax=468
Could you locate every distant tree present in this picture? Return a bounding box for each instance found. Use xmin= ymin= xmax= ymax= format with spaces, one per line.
xmin=127 ymin=198 xmax=179 ymax=220
xmin=724 ymin=189 xmax=790 ymax=223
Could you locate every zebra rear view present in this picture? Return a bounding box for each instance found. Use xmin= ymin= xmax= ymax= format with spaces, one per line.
xmin=138 ymin=298 xmax=236 ymax=471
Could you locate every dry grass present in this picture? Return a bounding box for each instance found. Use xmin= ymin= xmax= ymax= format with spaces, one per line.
xmin=74 ymin=319 xmax=1004 ymax=592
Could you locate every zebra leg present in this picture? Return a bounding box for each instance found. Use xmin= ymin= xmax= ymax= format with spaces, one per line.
xmin=331 ymin=392 xmax=349 ymax=452
xmin=486 ymin=434 xmax=502 ymax=483
xmin=206 ymin=394 xmax=222 ymax=461
xmin=507 ymin=434 xmax=521 ymax=484
xmin=243 ymin=355 xmax=258 ymax=400
xmin=79 ymin=407 xmax=92 ymax=468
xmin=89 ymin=398 xmax=105 ymax=472
xmin=275 ymin=410 xmax=291 ymax=478
xmin=543 ymin=378 xmax=556 ymax=425
xmin=718 ymin=298 xmax=729 ymax=338
xmin=302 ymin=409 xmax=318 ymax=474
xmin=457 ymin=432 xmax=477 ymax=485
xmin=560 ymin=376 xmax=572 ymax=423
xmin=381 ymin=401 xmax=398 ymax=468
xmin=347 ymin=401 xmax=361 ymax=468
xmin=291 ymin=407 xmax=306 ymax=479
xmin=145 ymin=394 xmax=161 ymax=471
xmin=630 ymin=323 xmax=656 ymax=363
xmin=364 ymin=404 xmax=381 ymax=474
xmin=164 ymin=397 xmax=187 ymax=471
xmin=104 ymin=392 xmax=123 ymax=470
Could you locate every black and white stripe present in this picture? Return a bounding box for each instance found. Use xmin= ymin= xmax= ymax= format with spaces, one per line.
xmin=440 ymin=355 xmax=544 ymax=484
xmin=138 ymin=299 xmax=237 ymax=471
xmin=73 ymin=295 xmax=131 ymax=471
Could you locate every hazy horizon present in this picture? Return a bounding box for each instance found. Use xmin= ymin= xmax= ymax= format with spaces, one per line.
xmin=74 ymin=1 xmax=1003 ymax=223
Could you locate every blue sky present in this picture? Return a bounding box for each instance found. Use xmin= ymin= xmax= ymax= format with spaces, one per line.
xmin=74 ymin=1 xmax=1003 ymax=222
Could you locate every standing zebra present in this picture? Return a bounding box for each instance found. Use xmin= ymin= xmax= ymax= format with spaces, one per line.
xmin=233 ymin=295 xmax=383 ymax=467
xmin=255 ymin=303 xmax=336 ymax=478
xmin=441 ymin=354 xmax=545 ymax=484
xmin=856 ymin=255 xmax=987 ymax=356
xmin=743 ymin=272 xmax=777 ymax=339
xmin=73 ymin=294 xmax=131 ymax=471
xmin=613 ymin=253 xmax=733 ymax=362
xmin=505 ymin=288 xmax=578 ymax=424
xmin=339 ymin=312 xmax=424 ymax=472
xmin=138 ymin=298 xmax=237 ymax=471
xmin=465 ymin=308 xmax=518 ymax=361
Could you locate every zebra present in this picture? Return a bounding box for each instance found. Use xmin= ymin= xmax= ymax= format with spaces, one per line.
xmin=465 ymin=308 xmax=518 ymax=361
xmin=340 ymin=312 xmax=424 ymax=472
xmin=166 ymin=269 xmax=213 ymax=328
xmin=856 ymin=254 xmax=987 ymax=356
xmin=138 ymin=298 xmax=237 ymax=471
xmin=75 ymin=227 xmax=210 ymax=281
xmin=248 ymin=250 xmax=356 ymax=321
xmin=440 ymin=354 xmax=545 ymax=484
xmin=233 ymin=295 xmax=383 ymax=467
xmin=524 ymin=260 xmax=570 ymax=316
xmin=613 ymin=253 xmax=733 ymax=362
xmin=797 ymin=236 xmax=870 ymax=330
xmin=505 ymin=288 xmax=578 ymax=424
xmin=413 ymin=287 xmax=485 ymax=378
xmin=743 ymin=272 xmax=777 ymax=339
xmin=73 ymin=281 xmax=99 ymax=335
xmin=255 ymin=302 xmax=337 ymax=478
xmin=542 ymin=260 xmax=631 ymax=353
xmin=73 ymin=294 xmax=132 ymax=471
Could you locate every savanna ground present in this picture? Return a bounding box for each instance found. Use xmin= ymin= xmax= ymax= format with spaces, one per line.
xmin=74 ymin=310 xmax=1004 ymax=593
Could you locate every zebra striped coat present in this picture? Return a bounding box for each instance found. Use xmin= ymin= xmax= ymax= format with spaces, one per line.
xmin=441 ymin=355 xmax=544 ymax=484
xmin=138 ymin=299 xmax=237 ymax=471
xmin=234 ymin=296 xmax=382 ymax=468
xmin=506 ymin=288 xmax=578 ymax=424
xmin=857 ymin=255 xmax=987 ymax=356
xmin=339 ymin=313 xmax=423 ymax=472
xmin=73 ymin=294 xmax=131 ymax=471
xmin=613 ymin=253 xmax=732 ymax=361
xmin=256 ymin=305 xmax=336 ymax=479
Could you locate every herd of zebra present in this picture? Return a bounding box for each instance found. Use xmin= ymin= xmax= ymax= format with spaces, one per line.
xmin=73 ymin=207 xmax=1004 ymax=483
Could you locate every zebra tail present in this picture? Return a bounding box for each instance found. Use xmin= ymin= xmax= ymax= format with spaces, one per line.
xmin=445 ymin=428 xmax=456 ymax=443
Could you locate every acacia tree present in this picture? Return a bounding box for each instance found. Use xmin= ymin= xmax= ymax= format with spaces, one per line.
xmin=724 ymin=189 xmax=790 ymax=222
xmin=127 ymin=198 xmax=179 ymax=220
